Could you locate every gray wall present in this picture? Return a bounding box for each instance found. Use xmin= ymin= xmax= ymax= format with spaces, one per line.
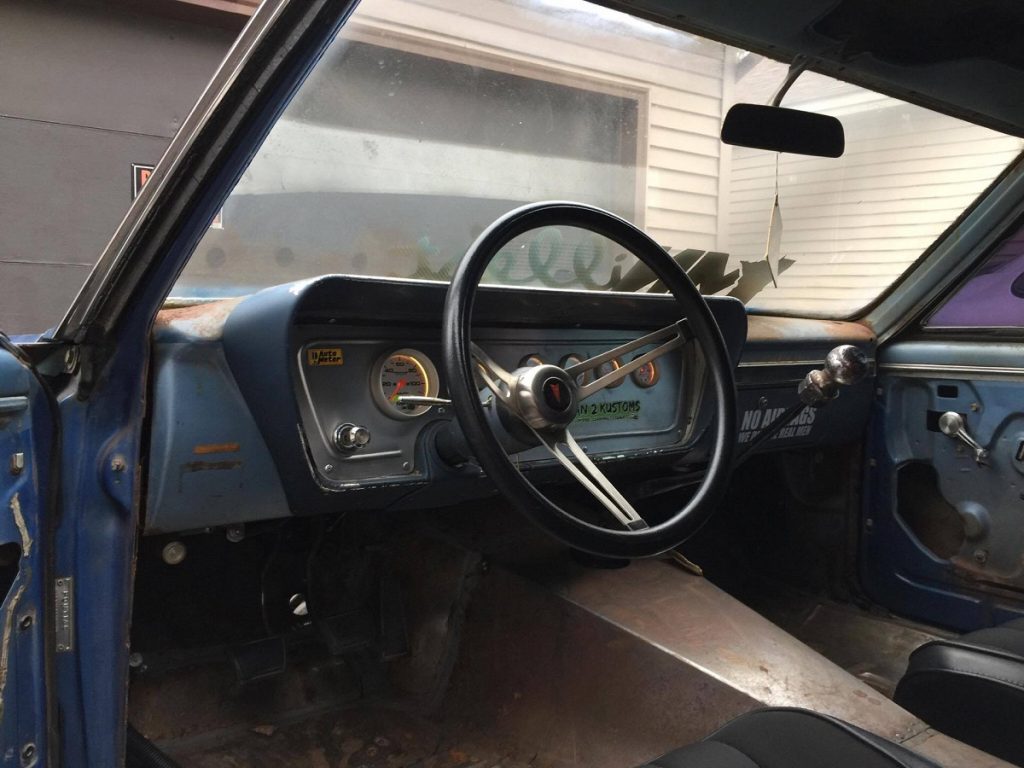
xmin=0 ymin=0 xmax=237 ymax=334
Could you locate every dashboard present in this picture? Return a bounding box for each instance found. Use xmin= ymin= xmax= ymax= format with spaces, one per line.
xmin=295 ymin=327 xmax=694 ymax=488
xmin=143 ymin=275 xmax=876 ymax=534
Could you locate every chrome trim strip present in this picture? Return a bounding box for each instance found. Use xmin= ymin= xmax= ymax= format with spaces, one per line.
xmin=880 ymin=362 xmax=1024 ymax=378
xmin=737 ymin=359 xmax=822 ymax=369
xmin=0 ymin=396 xmax=29 ymax=414
xmin=345 ymin=450 xmax=403 ymax=462
xmin=738 ymin=358 xmax=875 ymax=369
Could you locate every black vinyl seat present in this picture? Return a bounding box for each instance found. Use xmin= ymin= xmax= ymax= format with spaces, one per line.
xmin=895 ymin=617 xmax=1024 ymax=766
xmin=639 ymin=708 xmax=939 ymax=768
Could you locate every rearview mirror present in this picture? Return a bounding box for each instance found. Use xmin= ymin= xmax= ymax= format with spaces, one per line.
xmin=721 ymin=103 xmax=844 ymax=157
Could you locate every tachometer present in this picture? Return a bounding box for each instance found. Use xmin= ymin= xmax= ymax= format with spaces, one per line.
xmin=372 ymin=348 xmax=440 ymax=418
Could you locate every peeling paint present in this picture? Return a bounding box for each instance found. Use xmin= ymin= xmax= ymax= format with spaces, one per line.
xmin=0 ymin=582 xmax=26 ymax=720
xmin=11 ymin=493 xmax=31 ymax=558
xmin=153 ymin=296 xmax=244 ymax=341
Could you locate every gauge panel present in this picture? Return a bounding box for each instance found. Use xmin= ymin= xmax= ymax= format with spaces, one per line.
xmin=296 ymin=339 xmax=450 ymax=486
xmin=294 ymin=329 xmax=690 ymax=487
xmin=372 ymin=348 xmax=439 ymax=418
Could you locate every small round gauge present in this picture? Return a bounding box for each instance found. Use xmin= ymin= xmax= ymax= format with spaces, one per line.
xmin=560 ymin=353 xmax=593 ymax=387
xmin=596 ymin=358 xmax=624 ymax=388
xmin=518 ymin=354 xmax=546 ymax=369
xmin=631 ymin=355 xmax=660 ymax=388
xmin=372 ymin=348 xmax=440 ymax=418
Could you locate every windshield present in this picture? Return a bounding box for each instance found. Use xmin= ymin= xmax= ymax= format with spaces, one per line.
xmin=171 ymin=0 xmax=1023 ymax=318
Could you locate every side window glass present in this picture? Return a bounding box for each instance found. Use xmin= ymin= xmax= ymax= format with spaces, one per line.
xmin=926 ymin=226 xmax=1024 ymax=328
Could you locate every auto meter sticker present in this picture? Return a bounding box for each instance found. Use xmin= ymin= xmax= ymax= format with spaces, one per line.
xmin=575 ymin=400 xmax=641 ymax=423
xmin=306 ymin=347 xmax=344 ymax=366
xmin=737 ymin=405 xmax=816 ymax=443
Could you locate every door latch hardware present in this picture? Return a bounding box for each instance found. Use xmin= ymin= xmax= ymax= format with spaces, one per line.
xmin=54 ymin=577 xmax=73 ymax=653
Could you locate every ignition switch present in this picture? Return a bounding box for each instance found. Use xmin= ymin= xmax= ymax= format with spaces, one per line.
xmin=334 ymin=423 xmax=371 ymax=451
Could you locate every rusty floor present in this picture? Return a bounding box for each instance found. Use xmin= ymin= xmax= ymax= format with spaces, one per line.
xmin=744 ymin=585 xmax=949 ymax=697
xmin=131 ymin=526 xmax=1005 ymax=768
xmin=169 ymin=706 xmax=542 ymax=768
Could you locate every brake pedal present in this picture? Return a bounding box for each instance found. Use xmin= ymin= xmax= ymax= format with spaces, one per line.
xmin=228 ymin=636 xmax=286 ymax=683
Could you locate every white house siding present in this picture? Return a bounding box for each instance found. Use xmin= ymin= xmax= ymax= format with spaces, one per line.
xmin=722 ymin=62 xmax=1023 ymax=315
xmin=183 ymin=0 xmax=1022 ymax=314
xmin=351 ymin=0 xmax=727 ymax=253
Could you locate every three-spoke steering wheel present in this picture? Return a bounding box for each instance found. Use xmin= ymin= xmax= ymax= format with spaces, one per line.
xmin=442 ymin=202 xmax=736 ymax=559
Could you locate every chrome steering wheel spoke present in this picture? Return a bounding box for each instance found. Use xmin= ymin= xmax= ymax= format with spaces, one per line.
xmin=471 ymin=342 xmax=516 ymax=408
xmin=566 ymin=321 xmax=689 ymax=400
xmin=532 ymin=426 xmax=648 ymax=531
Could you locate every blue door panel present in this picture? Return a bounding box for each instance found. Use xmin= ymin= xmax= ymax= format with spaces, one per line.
xmin=863 ymin=346 xmax=1024 ymax=632
xmin=0 ymin=350 xmax=53 ymax=767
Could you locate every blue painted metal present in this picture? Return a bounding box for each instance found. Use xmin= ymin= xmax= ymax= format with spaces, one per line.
xmin=146 ymin=341 xmax=288 ymax=533
xmin=0 ymin=349 xmax=55 ymax=767
xmin=43 ymin=5 xmax=362 ymax=764
xmin=861 ymin=374 xmax=1024 ymax=633
xmin=51 ymin=331 xmax=148 ymax=767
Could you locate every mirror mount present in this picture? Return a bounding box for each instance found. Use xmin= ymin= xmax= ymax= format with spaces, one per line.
xmin=721 ymin=55 xmax=845 ymax=158
xmin=769 ymin=55 xmax=810 ymax=106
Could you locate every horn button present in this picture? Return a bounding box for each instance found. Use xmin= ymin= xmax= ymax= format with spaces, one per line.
xmin=512 ymin=364 xmax=578 ymax=430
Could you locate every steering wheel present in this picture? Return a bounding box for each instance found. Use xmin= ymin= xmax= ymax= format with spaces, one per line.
xmin=442 ymin=202 xmax=736 ymax=559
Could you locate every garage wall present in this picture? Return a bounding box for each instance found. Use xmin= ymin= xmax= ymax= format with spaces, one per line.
xmin=0 ymin=0 xmax=237 ymax=334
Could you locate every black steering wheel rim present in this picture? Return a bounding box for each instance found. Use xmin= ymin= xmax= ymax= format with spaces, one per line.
xmin=442 ymin=201 xmax=736 ymax=559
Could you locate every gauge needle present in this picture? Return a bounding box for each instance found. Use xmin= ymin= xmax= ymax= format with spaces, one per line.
xmin=390 ymin=378 xmax=407 ymax=402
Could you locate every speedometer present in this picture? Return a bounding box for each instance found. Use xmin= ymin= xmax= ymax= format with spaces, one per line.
xmin=372 ymin=348 xmax=440 ymax=418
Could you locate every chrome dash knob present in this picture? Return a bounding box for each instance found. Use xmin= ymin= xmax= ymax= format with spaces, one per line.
xmin=334 ymin=423 xmax=371 ymax=451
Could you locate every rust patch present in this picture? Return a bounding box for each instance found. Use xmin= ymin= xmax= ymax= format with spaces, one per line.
xmin=154 ymin=296 xmax=245 ymax=341
xmin=951 ymin=554 xmax=1024 ymax=588
xmin=0 ymin=582 xmax=26 ymax=720
xmin=192 ymin=442 xmax=241 ymax=455
xmin=10 ymin=493 xmax=30 ymax=558
xmin=182 ymin=460 xmax=243 ymax=473
xmin=746 ymin=314 xmax=876 ymax=344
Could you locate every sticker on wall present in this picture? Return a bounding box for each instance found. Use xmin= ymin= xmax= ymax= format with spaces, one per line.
xmin=132 ymin=163 xmax=223 ymax=228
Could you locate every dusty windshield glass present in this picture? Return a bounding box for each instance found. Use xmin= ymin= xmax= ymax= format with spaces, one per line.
xmin=172 ymin=0 xmax=1022 ymax=318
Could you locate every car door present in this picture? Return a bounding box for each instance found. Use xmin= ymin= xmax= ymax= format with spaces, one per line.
xmin=863 ymin=221 xmax=1024 ymax=632
xmin=0 ymin=337 xmax=56 ymax=767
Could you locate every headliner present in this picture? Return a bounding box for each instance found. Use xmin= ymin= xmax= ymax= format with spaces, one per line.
xmin=604 ymin=0 xmax=1024 ymax=137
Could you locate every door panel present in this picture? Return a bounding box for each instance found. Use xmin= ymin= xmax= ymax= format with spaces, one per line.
xmin=0 ymin=347 xmax=54 ymax=766
xmin=863 ymin=341 xmax=1024 ymax=632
